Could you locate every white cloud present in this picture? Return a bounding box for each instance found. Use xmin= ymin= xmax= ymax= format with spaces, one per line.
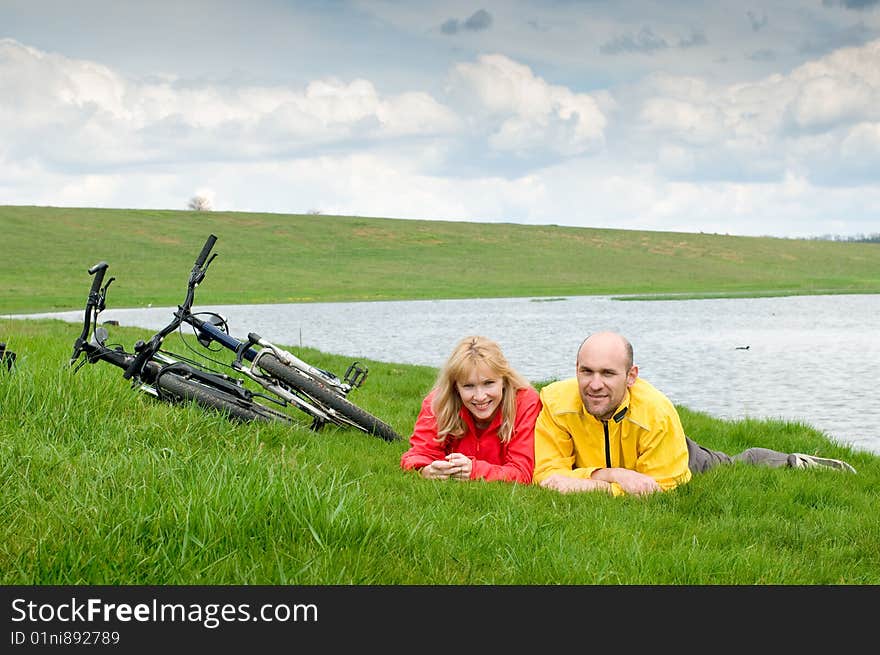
xmin=788 ymin=76 xmax=874 ymax=130
xmin=615 ymin=37 xmax=880 ymax=192
xmin=786 ymin=39 xmax=880 ymax=130
xmin=638 ymin=95 xmax=725 ymax=146
xmin=0 ymin=38 xmax=460 ymax=169
xmin=447 ymin=54 xmax=607 ymax=156
xmin=841 ymin=121 xmax=880 ymax=158
xmin=0 ymin=39 xmax=128 ymax=120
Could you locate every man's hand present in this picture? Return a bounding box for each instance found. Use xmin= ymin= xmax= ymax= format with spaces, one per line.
xmin=591 ymin=467 xmax=662 ymax=495
xmin=539 ymin=474 xmax=612 ymax=494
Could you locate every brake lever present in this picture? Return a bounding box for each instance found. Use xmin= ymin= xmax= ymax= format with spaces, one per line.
xmin=96 ymin=276 xmax=115 ymax=313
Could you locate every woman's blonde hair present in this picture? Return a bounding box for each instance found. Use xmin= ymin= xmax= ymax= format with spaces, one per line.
xmin=431 ymin=335 xmax=531 ymax=444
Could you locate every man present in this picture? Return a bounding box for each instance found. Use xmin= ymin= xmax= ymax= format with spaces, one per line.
xmin=533 ymin=331 xmax=855 ymax=497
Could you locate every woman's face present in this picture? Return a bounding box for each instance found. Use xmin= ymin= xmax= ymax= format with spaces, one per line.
xmin=456 ymin=362 xmax=503 ymax=427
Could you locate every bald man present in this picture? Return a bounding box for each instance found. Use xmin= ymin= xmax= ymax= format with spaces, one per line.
xmin=533 ymin=331 xmax=855 ymax=497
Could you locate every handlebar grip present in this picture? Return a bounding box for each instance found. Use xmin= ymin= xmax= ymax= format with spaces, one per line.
xmin=88 ymin=261 xmax=109 ymax=294
xmin=194 ymin=234 xmax=218 ymax=267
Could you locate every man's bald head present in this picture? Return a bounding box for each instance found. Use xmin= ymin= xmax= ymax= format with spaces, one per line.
xmin=577 ymin=332 xmax=633 ymax=370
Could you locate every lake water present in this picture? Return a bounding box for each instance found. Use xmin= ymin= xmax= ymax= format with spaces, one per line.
xmin=10 ymin=293 xmax=880 ymax=455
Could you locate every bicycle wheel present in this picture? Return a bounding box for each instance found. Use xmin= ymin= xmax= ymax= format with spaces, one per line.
xmin=257 ymin=353 xmax=401 ymax=441
xmin=155 ymin=368 xmax=291 ymax=424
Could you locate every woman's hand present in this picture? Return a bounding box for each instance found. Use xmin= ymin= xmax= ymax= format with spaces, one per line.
xmin=420 ymin=453 xmax=473 ymax=480
xmin=420 ymin=459 xmax=454 ymax=479
xmin=444 ymin=452 xmax=473 ymax=480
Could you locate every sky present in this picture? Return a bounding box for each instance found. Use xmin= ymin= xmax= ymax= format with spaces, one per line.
xmin=2 ymin=1 xmax=879 ymax=238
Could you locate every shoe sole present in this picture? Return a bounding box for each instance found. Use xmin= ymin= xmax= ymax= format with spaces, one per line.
xmin=793 ymin=453 xmax=857 ymax=474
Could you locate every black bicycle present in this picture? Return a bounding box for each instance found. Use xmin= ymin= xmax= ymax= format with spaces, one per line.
xmin=161 ymin=234 xmax=401 ymax=442
xmin=70 ymin=261 xmax=292 ymax=424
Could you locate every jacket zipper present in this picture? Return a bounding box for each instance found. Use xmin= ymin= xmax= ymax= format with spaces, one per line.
xmin=602 ymin=420 xmax=611 ymax=468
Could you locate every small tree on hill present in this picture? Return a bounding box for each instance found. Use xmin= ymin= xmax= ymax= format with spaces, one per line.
xmin=187 ymin=195 xmax=212 ymax=211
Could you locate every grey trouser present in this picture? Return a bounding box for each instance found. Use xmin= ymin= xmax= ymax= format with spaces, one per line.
xmin=686 ymin=437 xmax=798 ymax=474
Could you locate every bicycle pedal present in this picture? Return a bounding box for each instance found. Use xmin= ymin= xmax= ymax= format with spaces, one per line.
xmin=343 ymin=362 xmax=368 ymax=388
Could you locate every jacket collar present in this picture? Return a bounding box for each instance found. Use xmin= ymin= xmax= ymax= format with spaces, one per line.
xmin=610 ymin=387 xmax=630 ymax=423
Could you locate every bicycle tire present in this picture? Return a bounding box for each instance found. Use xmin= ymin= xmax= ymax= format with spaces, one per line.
xmin=257 ymin=353 xmax=401 ymax=441
xmin=155 ymin=368 xmax=290 ymax=424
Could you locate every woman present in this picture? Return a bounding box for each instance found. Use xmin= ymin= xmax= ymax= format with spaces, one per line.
xmin=400 ymin=335 xmax=541 ymax=483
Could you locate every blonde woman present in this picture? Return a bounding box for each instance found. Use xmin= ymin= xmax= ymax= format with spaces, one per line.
xmin=400 ymin=336 xmax=541 ymax=483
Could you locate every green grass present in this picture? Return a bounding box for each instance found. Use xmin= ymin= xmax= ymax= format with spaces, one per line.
xmin=2 ymin=204 xmax=879 ymax=314
xmin=2 ymin=318 xmax=878 ymax=585
xmin=2 ymin=205 xmax=879 ymax=585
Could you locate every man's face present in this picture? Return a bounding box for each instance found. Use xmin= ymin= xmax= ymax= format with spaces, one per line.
xmin=576 ymin=334 xmax=638 ymax=421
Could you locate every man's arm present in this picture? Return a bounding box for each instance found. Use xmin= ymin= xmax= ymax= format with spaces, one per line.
xmin=539 ymin=474 xmax=612 ymax=494
xmin=590 ymin=467 xmax=661 ymax=495
xmin=532 ymin=395 xmax=580 ymax=484
xmin=628 ymin=411 xmax=691 ymax=492
xmin=533 ymin=386 xmax=607 ymax=489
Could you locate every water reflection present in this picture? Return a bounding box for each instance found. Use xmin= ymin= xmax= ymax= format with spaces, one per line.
xmin=12 ymin=294 xmax=880 ymax=454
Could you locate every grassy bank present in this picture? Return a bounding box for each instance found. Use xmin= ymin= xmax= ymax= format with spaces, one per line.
xmin=2 ymin=205 xmax=879 ymax=585
xmin=2 ymin=205 xmax=879 ymax=314
xmin=2 ymin=318 xmax=878 ymax=584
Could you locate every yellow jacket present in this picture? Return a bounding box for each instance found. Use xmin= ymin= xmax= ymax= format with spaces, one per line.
xmin=533 ymin=377 xmax=692 ymax=496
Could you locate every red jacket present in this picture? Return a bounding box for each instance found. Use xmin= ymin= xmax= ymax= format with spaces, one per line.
xmin=400 ymin=386 xmax=541 ymax=483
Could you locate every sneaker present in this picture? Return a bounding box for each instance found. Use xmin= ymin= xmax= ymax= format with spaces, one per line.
xmin=792 ymin=453 xmax=857 ymax=474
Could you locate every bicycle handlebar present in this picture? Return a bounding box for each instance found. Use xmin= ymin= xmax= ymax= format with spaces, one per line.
xmin=71 ymin=262 xmax=111 ymax=364
xmin=195 ymin=234 xmax=217 ymax=268
xmin=180 ymin=233 xmax=218 ymax=312
xmin=88 ymin=261 xmax=109 ymax=281
xmin=73 ymin=237 xmax=224 ymax=382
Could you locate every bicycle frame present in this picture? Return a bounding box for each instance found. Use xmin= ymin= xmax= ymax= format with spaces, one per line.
xmin=191 ymin=318 xmax=358 ymax=398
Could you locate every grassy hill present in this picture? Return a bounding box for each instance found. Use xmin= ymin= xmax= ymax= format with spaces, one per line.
xmin=2 ymin=204 xmax=878 ymax=313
